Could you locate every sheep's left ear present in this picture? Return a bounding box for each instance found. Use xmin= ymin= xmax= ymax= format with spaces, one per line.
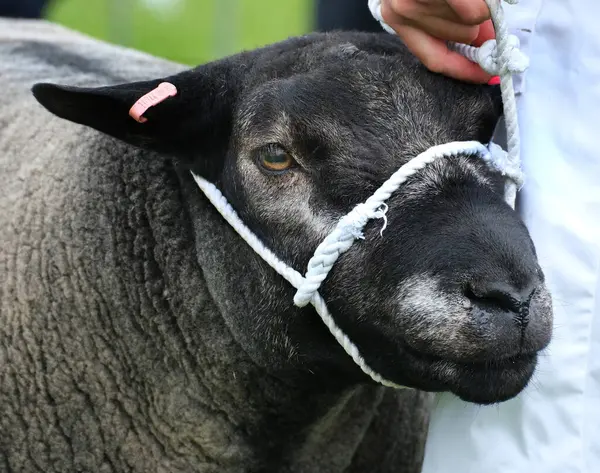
xmin=31 ymin=64 xmax=237 ymax=165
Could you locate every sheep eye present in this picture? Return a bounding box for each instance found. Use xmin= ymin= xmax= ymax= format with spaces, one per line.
xmin=256 ymin=144 xmax=295 ymax=173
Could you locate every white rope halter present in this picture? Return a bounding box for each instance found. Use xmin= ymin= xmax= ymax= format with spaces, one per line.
xmin=369 ymin=0 xmax=527 ymax=203
xmin=191 ymin=0 xmax=527 ymax=389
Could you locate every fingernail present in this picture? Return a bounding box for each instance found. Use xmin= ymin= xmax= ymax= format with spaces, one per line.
xmin=488 ymin=76 xmax=501 ymax=85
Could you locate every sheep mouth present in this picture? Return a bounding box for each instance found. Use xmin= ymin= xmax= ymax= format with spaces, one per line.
xmin=403 ymin=346 xmax=539 ymax=404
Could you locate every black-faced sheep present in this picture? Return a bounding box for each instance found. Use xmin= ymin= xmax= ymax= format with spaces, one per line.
xmin=0 ymin=18 xmax=552 ymax=473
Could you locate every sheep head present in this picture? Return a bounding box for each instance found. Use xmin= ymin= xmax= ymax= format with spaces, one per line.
xmin=32 ymin=31 xmax=553 ymax=405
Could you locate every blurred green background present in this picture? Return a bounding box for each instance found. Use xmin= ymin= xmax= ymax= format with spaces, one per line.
xmin=46 ymin=0 xmax=312 ymax=66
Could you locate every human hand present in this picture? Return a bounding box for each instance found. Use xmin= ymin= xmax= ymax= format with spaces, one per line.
xmin=380 ymin=0 xmax=497 ymax=83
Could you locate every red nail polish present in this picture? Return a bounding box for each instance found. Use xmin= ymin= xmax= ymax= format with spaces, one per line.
xmin=488 ymin=76 xmax=501 ymax=86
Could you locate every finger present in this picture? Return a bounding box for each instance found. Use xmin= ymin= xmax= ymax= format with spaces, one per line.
xmin=446 ymin=0 xmax=491 ymax=25
xmin=383 ymin=1 xmax=478 ymax=42
xmin=472 ymin=18 xmax=496 ymax=46
xmin=397 ymin=25 xmax=493 ymax=83
xmin=408 ymin=15 xmax=481 ymax=44
xmin=387 ymin=0 xmax=463 ymax=23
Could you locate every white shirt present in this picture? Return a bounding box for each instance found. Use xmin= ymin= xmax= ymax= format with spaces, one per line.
xmin=418 ymin=1 xmax=600 ymax=472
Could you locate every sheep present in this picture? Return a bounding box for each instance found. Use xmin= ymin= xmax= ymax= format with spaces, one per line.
xmin=0 ymin=18 xmax=553 ymax=473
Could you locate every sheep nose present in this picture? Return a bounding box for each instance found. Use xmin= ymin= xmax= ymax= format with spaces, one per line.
xmin=465 ymin=280 xmax=536 ymax=327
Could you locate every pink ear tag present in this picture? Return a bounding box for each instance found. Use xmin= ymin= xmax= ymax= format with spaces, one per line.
xmin=128 ymin=82 xmax=178 ymax=123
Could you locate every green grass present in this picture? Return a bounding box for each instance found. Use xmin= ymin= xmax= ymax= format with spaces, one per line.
xmin=46 ymin=0 xmax=313 ymax=65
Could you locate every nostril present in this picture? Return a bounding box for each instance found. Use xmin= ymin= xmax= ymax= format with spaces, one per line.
xmin=465 ymin=281 xmax=533 ymax=314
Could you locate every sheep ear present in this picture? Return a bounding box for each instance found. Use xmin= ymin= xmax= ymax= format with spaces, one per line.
xmin=31 ymin=65 xmax=236 ymax=165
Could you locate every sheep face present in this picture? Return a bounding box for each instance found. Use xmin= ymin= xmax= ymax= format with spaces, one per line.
xmin=32 ymin=31 xmax=552 ymax=405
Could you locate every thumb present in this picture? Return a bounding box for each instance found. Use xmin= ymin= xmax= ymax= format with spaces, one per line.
xmin=397 ymin=25 xmax=493 ymax=83
xmin=446 ymin=0 xmax=492 ymax=25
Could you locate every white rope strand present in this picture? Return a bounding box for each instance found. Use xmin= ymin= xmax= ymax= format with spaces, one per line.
xmin=476 ymin=0 xmax=524 ymax=207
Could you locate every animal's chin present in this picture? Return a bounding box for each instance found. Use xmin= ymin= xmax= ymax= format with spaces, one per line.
xmin=403 ymin=347 xmax=539 ymax=404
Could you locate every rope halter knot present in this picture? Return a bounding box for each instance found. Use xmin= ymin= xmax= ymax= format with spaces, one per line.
xmin=485 ymin=141 xmax=525 ymax=189
xmin=451 ymin=35 xmax=529 ymax=76
xmin=292 ymin=201 xmax=390 ymax=308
